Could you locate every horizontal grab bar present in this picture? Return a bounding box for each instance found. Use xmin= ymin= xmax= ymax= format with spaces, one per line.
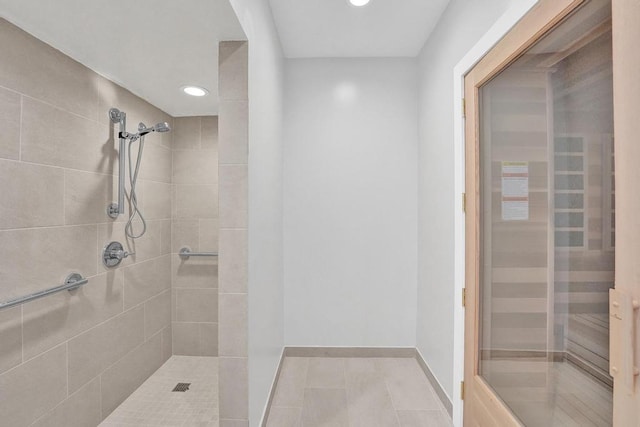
xmin=0 ymin=273 xmax=89 ymax=310
xmin=179 ymin=247 xmax=218 ymax=259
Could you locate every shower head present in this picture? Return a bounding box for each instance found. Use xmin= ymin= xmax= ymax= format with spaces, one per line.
xmin=137 ymin=122 xmax=171 ymax=137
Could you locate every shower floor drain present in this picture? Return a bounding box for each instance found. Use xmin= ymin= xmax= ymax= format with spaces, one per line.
xmin=172 ymin=382 xmax=191 ymax=392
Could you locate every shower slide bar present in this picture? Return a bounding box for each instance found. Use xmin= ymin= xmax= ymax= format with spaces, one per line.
xmin=0 ymin=272 xmax=88 ymax=310
xmin=179 ymin=247 xmax=218 ymax=259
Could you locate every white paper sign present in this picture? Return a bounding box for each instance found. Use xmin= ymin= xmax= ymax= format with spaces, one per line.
xmin=501 ymin=161 xmax=529 ymax=221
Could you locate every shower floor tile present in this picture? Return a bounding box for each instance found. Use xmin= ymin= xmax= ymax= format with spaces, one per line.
xmin=265 ymin=356 xmax=452 ymax=427
xmin=99 ymin=355 xmax=218 ymax=427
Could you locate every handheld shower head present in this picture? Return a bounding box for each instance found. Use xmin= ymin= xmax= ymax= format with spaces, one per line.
xmin=137 ymin=122 xmax=171 ymax=137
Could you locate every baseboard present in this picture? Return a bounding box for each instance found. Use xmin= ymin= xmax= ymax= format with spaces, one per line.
xmin=260 ymin=348 xmax=286 ymax=427
xmin=415 ymin=349 xmax=453 ymax=416
xmin=284 ymin=346 xmax=416 ymax=358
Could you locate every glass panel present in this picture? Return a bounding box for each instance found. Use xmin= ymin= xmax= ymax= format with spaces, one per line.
xmin=478 ymin=1 xmax=614 ymax=425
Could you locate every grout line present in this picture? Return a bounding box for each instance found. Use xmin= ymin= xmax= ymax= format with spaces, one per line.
xmin=18 ymin=94 xmax=23 ymax=161
xmin=20 ymin=305 xmax=24 ymax=364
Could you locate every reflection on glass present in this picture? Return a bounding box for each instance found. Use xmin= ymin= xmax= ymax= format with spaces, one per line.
xmin=478 ymin=1 xmax=613 ymax=425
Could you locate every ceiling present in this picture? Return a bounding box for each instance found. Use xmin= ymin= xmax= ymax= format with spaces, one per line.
xmin=0 ymin=0 xmax=246 ymax=116
xmin=268 ymin=0 xmax=451 ymax=58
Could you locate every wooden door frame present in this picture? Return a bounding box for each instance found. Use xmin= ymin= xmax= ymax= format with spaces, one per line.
xmin=462 ymin=0 xmax=587 ymax=425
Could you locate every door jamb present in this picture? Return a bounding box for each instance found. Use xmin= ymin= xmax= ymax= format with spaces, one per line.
xmin=451 ymin=1 xmax=539 ymax=425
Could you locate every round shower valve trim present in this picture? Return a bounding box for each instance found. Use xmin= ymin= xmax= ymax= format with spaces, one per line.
xmin=102 ymin=241 xmax=135 ymax=267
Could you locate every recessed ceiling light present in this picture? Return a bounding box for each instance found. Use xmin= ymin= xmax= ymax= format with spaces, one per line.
xmin=182 ymin=86 xmax=209 ymax=97
xmin=349 ymin=0 xmax=370 ymax=6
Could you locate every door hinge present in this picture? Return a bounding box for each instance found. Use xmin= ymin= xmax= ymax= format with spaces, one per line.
xmin=462 ymin=98 xmax=466 ymax=117
xmin=462 ymin=288 xmax=466 ymax=307
xmin=460 ymin=381 xmax=465 ymax=400
xmin=462 ymin=193 xmax=466 ymax=212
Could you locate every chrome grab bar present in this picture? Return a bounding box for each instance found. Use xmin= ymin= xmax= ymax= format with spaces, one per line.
xmin=0 ymin=272 xmax=89 ymax=310
xmin=179 ymin=247 xmax=218 ymax=259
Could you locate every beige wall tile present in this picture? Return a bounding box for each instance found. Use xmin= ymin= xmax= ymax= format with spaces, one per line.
xmin=200 ymin=322 xmax=219 ymax=357
xmin=219 ymin=294 xmax=247 ymax=357
xmin=0 ymin=20 xmax=99 ymax=121
xmin=138 ymin=143 xmax=172 ymax=183
xmin=0 ymin=344 xmax=67 ymax=426
xmin=122 ymin=255 xmax=171 ymax=309
xmin=68 ymin=305 xmax=144 ymax=392
xmin=175 ymin=184 xmax=218 ymax=219
xmin=172 ymin=219 xmax=200 ymax=253
xmin=172 ymin=322 xmax=200 ymax=356
xmin=200 ymin=218 xmax=219 ymax=252
xmin=219 ymin=229 xmax=247 ymax=293
xmin=219 ymin=41 xmax=248 ymax=101
xmin=176 ymin=288 xmax=218 ymax=322
xmin=97 ymin=222 xmax=162 ymax=272
xmin=219 ymin=357 xmax=249 ymax=420
xmin=0 ymin=225 xmax=97 ymax=301
xmin=141 ymin=180 xmax=172 ymax=220
xmin=100 ymin=332 xmax=163 ymax=417
xmin=172 ymin=256 xmax=218 ymax=288
xmin=0 ymin=159 xmax=64 ymax=229
xmin=31 ymin=378 xmax=102 ymax=427
xmin=173 ymin=117 xmax=201 ymax=150
xmin=0 ymin=87 xmax=20 ymax=160
xmin=161 ymin=325 xmax=172 ymax=360
xmin=0 ymin=306 xmax=22 ymax=374
xmin=173 ymin=149 xmax=218 ymax=185
xmin=160 ymin=219 xmax=172 ymax=255
xmin=219 ymin=165 xmax=247 ymax=228
xmin=201 ymin=116 xmax=219 ymax=150
xmin=219 ymin=101 xmax=248 ymax=164
xmin=21 ymin=97 xmax=111 ymax=173
xmin=23 ymin=270 xmax=124 ymax=360
xmin=145 ymin=289 xmax=171 ymax=339
xmin=64 ymin=169 xmax=118 ymax=226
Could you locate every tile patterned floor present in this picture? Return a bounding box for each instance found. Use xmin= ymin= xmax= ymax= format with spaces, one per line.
xmin=266 ymin=357 xmax=453 ymax=427
xmin=99 ymin=356 xmax=219 ymax=427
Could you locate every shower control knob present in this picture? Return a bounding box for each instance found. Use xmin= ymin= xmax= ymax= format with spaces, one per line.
xmin=102 ymin=241 xmax=135 ymax=268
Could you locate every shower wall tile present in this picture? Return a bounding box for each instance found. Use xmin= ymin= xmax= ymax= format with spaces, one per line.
xmin=0 ymin=18 xmax=173 ymax=425
xmin=0 ymin=344 xmax=67 ymax=427
xmin=100 ymin=331 xmax=163 ymax=417
xmin=31 ymin=378 xmax=102 ymax=427
xmin=219 ymin=228 xmax=248 ymax=293
xmin=172 ymin=219 xmax=200 ymax=253
xmin=23 ymin=270 xmax=124 ymax=360
xmin=201 ymin=116 xmax=219 ymax=150
xmin=173 ymin=116 xmax=202 ymax=150
xmin=219 ymin=356 xmax=249 ymax=419
xmin=0 ymin=225 xmax=97 ymax=301
xmin=67 ymin=305 xmax=145 ymax=393
xmin=141 ymin=180 xmax=172 ymax=220
xmin=122 ymin=255 xmax=172 ymax=310
xmin=219 ymin=165 xmax=248 ymax=228
xmin=0 ymin=86 xmax=21 ymax=160
xmin=0 ymin=159 xmax=64 ymax=229
xmin=145 ymin=289 xmax=172 ymax=339
xmin=0 ymin=306 xmax=22 ymax=375
xmin=175 ymin=184 xmax=219 ymax=219
xmin=0 ymin=19 xmax=99 ymax=121
xmin=173 ymin=149 xmax=218 ymax=185
xmin=172 ymin=322 xmax=198 ymax=355
xmin=218 ymin=294 xmax=248 ymax=357
xmin=64 ymin=169 xmax=120 ymax=226
xmin=200 ymin=218 xmax=220 ymax=252
xmin=21 ymin=97 xmax=112 ymax=174
xmin=219 ymin=101 xmax=248 ymax=164
xmin=175 ymin=288 xmax=218 ymax=322
xmin=200 ymin=322 xmax=219 ymax=356
xmin=219 ymin=41 xmax=248 ymax=101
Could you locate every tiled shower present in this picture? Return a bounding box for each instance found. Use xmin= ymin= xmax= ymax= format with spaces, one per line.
xmin=0 ymin=18 xmax=248 ymax=426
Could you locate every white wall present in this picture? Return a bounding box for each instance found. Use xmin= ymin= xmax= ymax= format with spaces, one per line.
xmin=227 ymin=0 xmax=285 ymax=425
xmin=283 ymin=58 xmax=419 ymax=347
xmin=416 ymin=0 xmax=519 ymax=399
